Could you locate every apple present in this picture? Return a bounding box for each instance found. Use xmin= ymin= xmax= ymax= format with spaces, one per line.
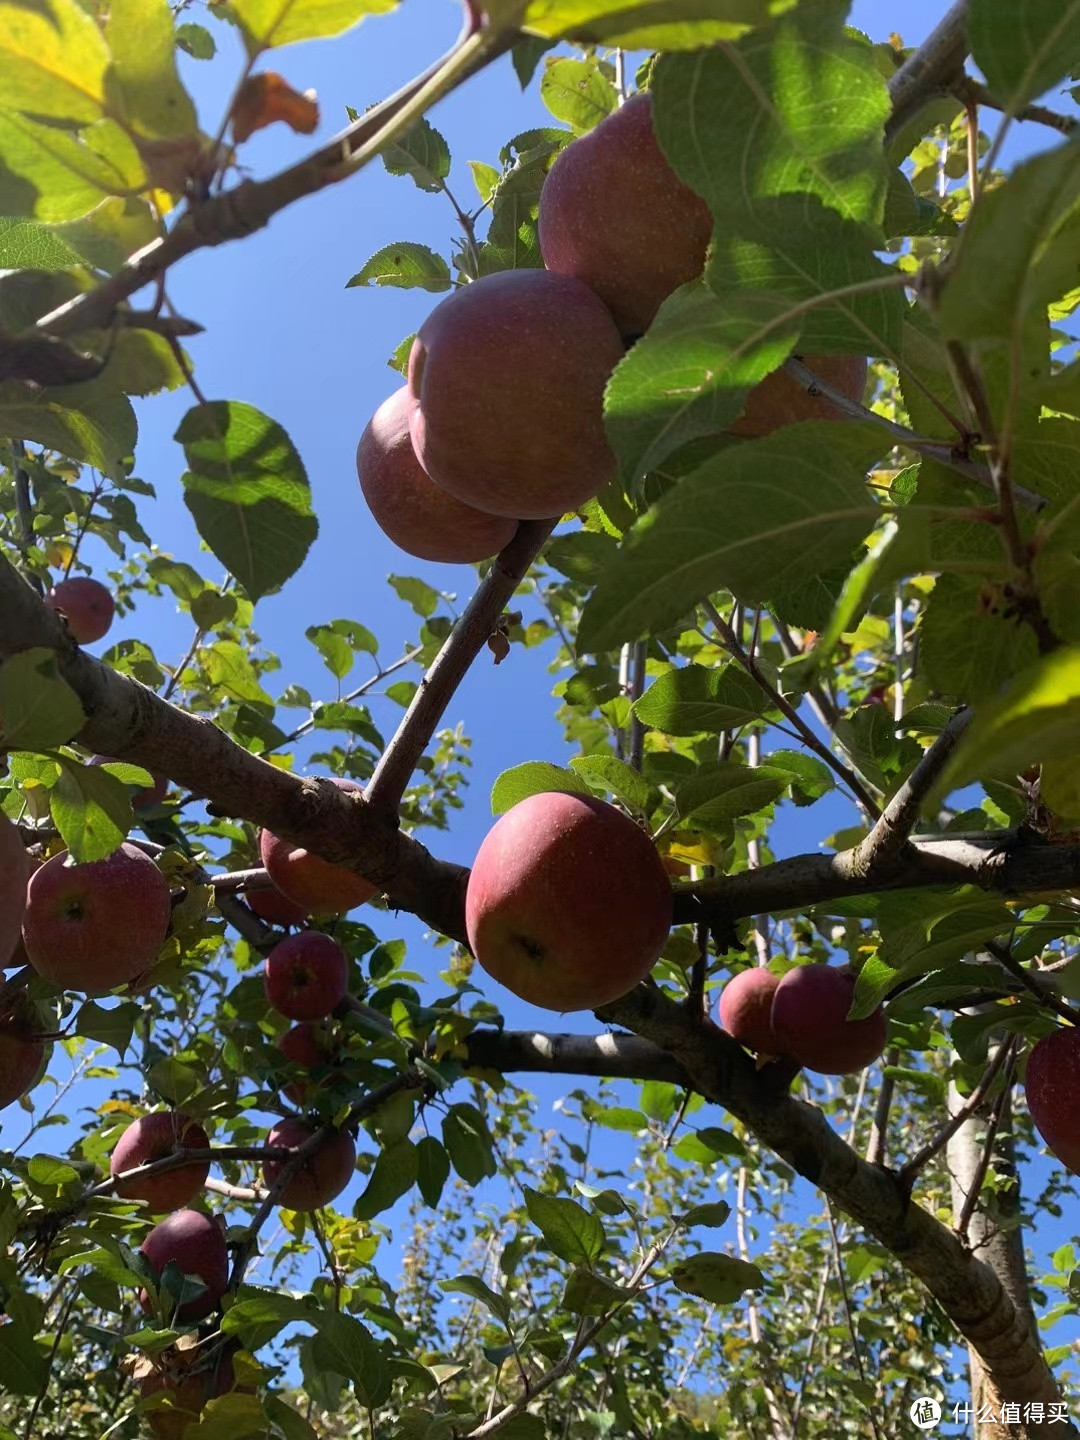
xmin=259 ymin=778 xmax=377 ymax=915
xmin=140 ymin=1353 xmax=239 ymax=1440
xmin=0 ymin=1000 xmax=46 ymax=1110
xmin=728 ymin=355 xmax=868 ymax=438
xmin=88 ymin=755 xmax=169 ymax=809
xmin=407 ymin=268 xmax=625 ymax=519
xmin=264 ymin=931 xmax=348 ymax=1021
xmin=263 ymin=1117 xmax=355 ymax=1211
xmin=538 ymin=91 xmax=714 ymax=339
xmin=770 ymin=963 xmax=886 ymax=1075
xmin=1025 ymin=1027 xmax=1080 ymax=1174
xmin=110 ymin=1111 xmax=210 ymax=1212
xmin=139 ymin=1208 xmax=229 ymax=1322
xmin=358 ymin=385 xmax=518 ymax=563
xmin=718 ymin=969 xmax=784 ymax=1055
xmin=22 ymin=843 xmax=172 ymax=994
xmin=465 ymin=791 xmax=673 ymax=1011
xmin=279 ymin=1022 xmax=339 ymax=1106
xmin=0 ymin=811 xmax=30 ymax=966
xmin=246 ymin=884 xmax=308 ymax=927
xmin=44 ymin=575 xmax=115 ymax=644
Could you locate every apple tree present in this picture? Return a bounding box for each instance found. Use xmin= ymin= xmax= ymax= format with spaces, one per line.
xmin=2 ymin=0 xmax=1080 ymax=1436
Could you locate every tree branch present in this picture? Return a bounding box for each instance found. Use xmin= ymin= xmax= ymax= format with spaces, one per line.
xmin=365 ymin=519 xmax=556 ymax=815
xmin=884 ymin=0 xmax=972 ymax=144
xmin=594 ymin=984 xmax=1075 ymax=1427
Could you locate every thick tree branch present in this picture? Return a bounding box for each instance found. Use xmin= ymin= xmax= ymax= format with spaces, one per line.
xmin=595 ymin=985 xmax=1075 ymax=1431
xmin=463 ymin=1029 xmax=690 ymax=1085
xmin=884 ymin=0 xmax=971 ymax=144
xmin=34 ymin=26 xmax=513 ymax=339
xmin=0 ymin=553 xmax=470 ymax=942
xmin=365 ymin=519 xmax=556 ymax=814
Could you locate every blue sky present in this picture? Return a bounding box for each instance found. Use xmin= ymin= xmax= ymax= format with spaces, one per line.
xmin=12 ymin=0 xmax=1080 ymax=1423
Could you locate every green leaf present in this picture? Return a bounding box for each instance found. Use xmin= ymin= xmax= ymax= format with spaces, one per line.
xmin=262 ymin=1395 xmax=319 ymax=1440
xmin=104 ymin=0 xmax=198 ymax=141
xmin=0 ymin=648 xmax=84 ymax=749
xmin=674 ymin=763 xmax=787 ymax=833
xmin=521 ymin=0 xmax=791 ymax=49
xmin=0 ymin=0 xmax=109 ymax=123
xmin=969 ymin=0 xmax=1080 ymax=110
xmin=175 ymin=401 xmax=318 ymax=602
xmin=73 ymin=1000 xmax=139 ymax=1056
xmin=524 ymin=1187 xmax=605 ymax=1267
xmin=633 ymin=664 xmax=769 ymax=736
xmin=568 ymin=754 xmax=654 ymax=815
xmin=653 ymin=6 xmax=890 ymax=229
xmin=562 ymin=1267 xmax=631 ymax=1314
xmin=439 ymin=1274 xmax=511 ymax=1328
xmin=0 ymin=217 xmax=84 ymax=270
xmin=939 ymin=141 xmax=1080 ymax=346
xmin=416 ymin=1136 xmax=450 ymax=1208
xmin=305 ymin=620 xmax=377 ymax=679
xmin=346 ymin=242 xmax=451 ymax=293
xmin=202 ymin=641 xmax=273 ymax=706
xmin=176 ymin=22 xmax=217 ymax=58
xmin=670 ymin=1251 xmax=764 ymax=1304
xmin=603 ymin=286 xmax=799 ymax=490
xmin=0 ymin=111 xmax=145 ymax=223
xmin=50 ymin=754 xmax=132 ymax=863
xmin=678 ymin=1201 xmax=732 ymax=1229
xmin=231 ymin=0 xmax=395 ymax=53
xmin=311 ymin=1312 xmax=391 ymax=1409
xmin=221 ymin=1288 xmax=318 ymax=1349
xmin=931 ymin=647 xmax=1080 ymax=810
xmin=919 ymin=572 xmax=1040 ymax=705
xmin=381 ymin=117 xmax=451 ymax=192
xmin=442 ymin=1104 xmax=497 ymax=1186
xmin=539 ymin=57 xmax=618 ymax=133
xmin=491 ymin=761 xmax=591 ymax=815
xmin=0 ymin=1319 xmax=49 ymax=1395
xmin=388 ymin=574 xmax=438 ymax=618
xmin=578 ymin=422 xmax=882 ymax=652
xmin=353 ymin=1138 xmax=418 ymax=1221
xmin=764 ymin=750 xmax=835 ymax=807
xmin=0 ymin=377 xmax=137 ymax=475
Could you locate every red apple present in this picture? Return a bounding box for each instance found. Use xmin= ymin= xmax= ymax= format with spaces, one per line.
xmin=44 ymin=575 xmax=115 ymax=644
xmin=718 ymin=969 xmax=784 ymax=1055
xmin=465 ymin=791 xmax=673 ymax=1012
xmin=1026 ymin=1027 xmax=1080 ymax=1174
xmin=140 ymin=1353 xmax=239 ymax=1440
xmin=539 ymin=90 xmax=714 ymax=339
xmin=263 ymin=1117 xmax=355 ymax=1211
xmin=728 ymin=355 xmax=868 ymax=438
xmin=22 ymin=843 xmax=172 ymax=995
xmin=0 ymin=811 xmax=30 ymax=967
xmin=279 ymin=1022 xmax=339 ymax=1106
xmin=264 ymin=931 xmax=348 ymax=1021
xmin=357 ymin=385 xmax=518 ymax=563
xmin=110 ymin=1112 xmax=210 ymax=1212
xmin=258 ymin=778 xmax=377 ymax=915
xmin=407 ymin=268 xmax=625 ymax=519
xmin=770 ymin=964 xmax=886 ymax=1076
xmin=139 ymin=1209 xmax=229 ymax=1322
xmin=246 ymin=885 xmax=308 ymax=927
xmin=88 ymin=755 xmax=169 ymax=808
xmin=0 ymin=1000 xmax=46 ymax=1110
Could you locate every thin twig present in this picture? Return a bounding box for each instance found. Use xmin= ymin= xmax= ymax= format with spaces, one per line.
xmin=866 ymin=1049 xmax=899 ymax=1168
xmin=900 ymin=1035 xmax=1017 ymax=1187
xmin=266 ymin=646 xmax=423 ymax=755
xmin=985 ymin=940 xmax=1080 ymax=1027
xmin=825 ymin=1199 xmax=885 ymax=1440
xmin=365 ymin=519 xmax=555 ymax=813
xmin=953 ymin=77 xmax=1078 ymax=136
xmin=956 ymin=1040 xmax=1019 ymax=1239
xmin=702 ymin=599 xmax=882 ymax=818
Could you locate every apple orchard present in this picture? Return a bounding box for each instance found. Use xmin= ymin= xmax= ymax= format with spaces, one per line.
xmin=3 ymin=0 xmax=1080 ymax=1436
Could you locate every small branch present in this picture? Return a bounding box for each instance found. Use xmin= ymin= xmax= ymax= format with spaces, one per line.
xmin=866 ymin=1049 xmax=899 ymax=1168
xmin=900 ymin=1035 xmax=1017 ymax=1187
xmin=702 ymin=598 xmax=883 ymax=818
xmin=36 ymin=26 xmax=514 ymax=339
xmin=782 ymin=357 xmax=1045 ymax=511
xmin=953 ymin=77 xmax=1078 ymax=136
xmin=10 ymin=440 xmax=36 ymax=570
xmin=825 ymin=1199 xmax=885 ymax=1440
xmin=850 ymin=708 xmax=971 ymax=873
xmin=266 ymin=646 xmax=424 ymax=755
xmin=883 ymin=0 xmax=971 ymax=144
xmin=462 ymin=1029 xmax=690 ymax=1086
xmin=628 ymin=639 xmax=647 ymax=771
xmin=985 ymin=940 xmax=1080 ymax=1027
xmin=206 ymin=1177 xmax=266 ymax=1202
xmin=365 ymin=519 xmax=555 ymax=814
xmin=956 ymin=1040 xmax=1019 ymax=1240
xmin=688 ymin=918 xmax=709 ymax=1017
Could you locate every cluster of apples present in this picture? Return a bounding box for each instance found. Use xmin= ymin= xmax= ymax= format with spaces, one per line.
xmin=718 ymin=963 xmax=888 ymax=1075
xmin=356 ymin=92 xmax=867 ymax=563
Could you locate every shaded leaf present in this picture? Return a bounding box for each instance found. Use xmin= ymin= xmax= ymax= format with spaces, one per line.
xmin=670 ymin=1251 xmax=764 ymax=1304
xmin=524 ymin=1187 xmax=605 ymax=1267
xmin=491 ymin=761 xmax=591 ymax=815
